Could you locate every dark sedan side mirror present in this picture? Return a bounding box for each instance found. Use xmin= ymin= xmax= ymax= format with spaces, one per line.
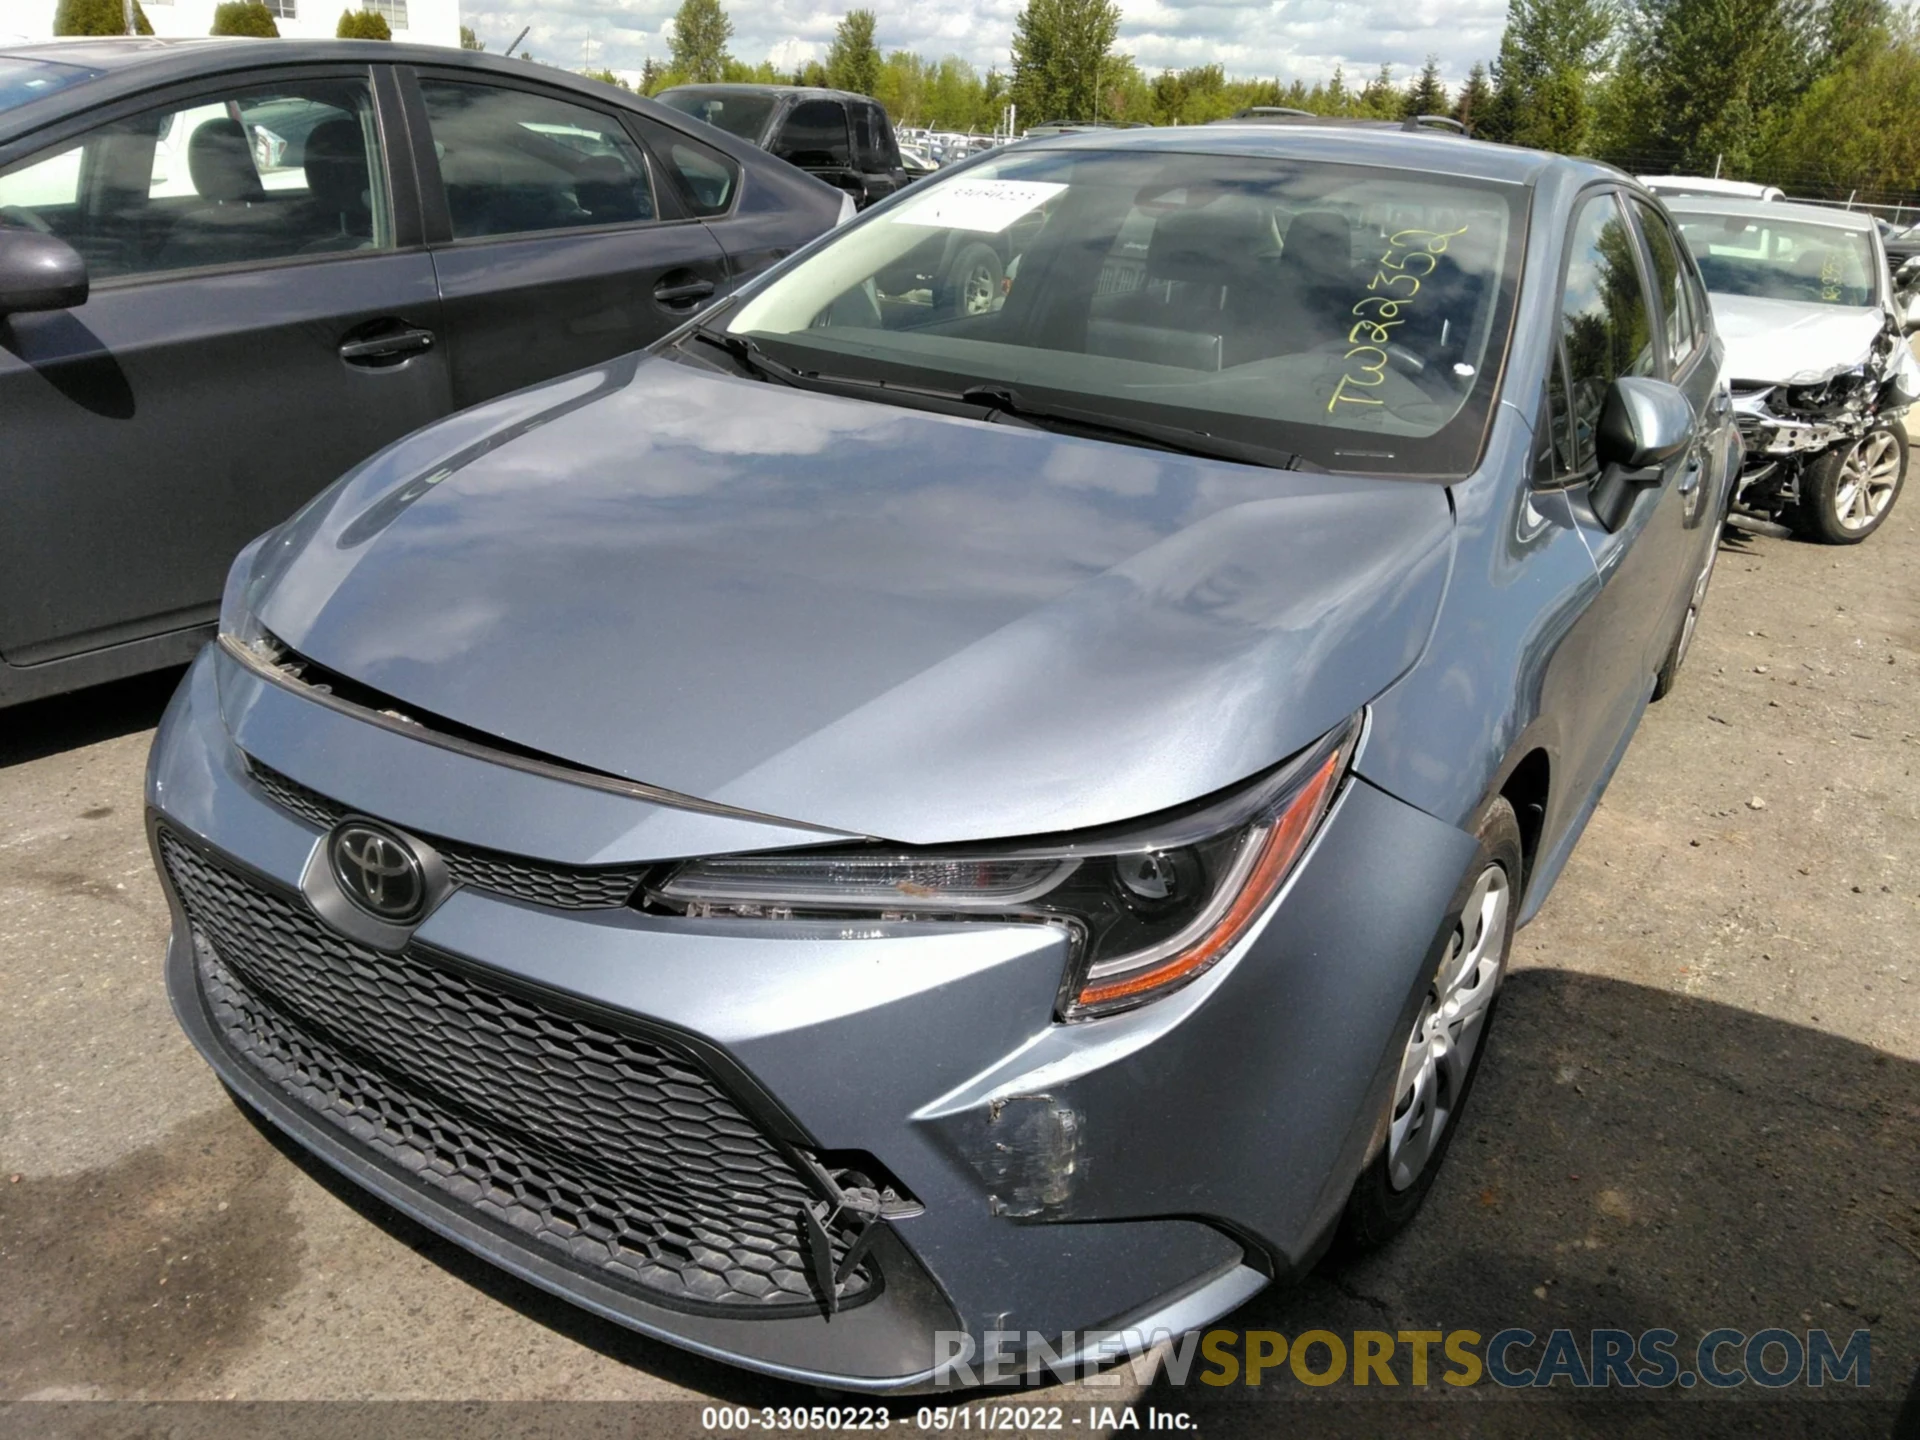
xmin=0 ymin=226 xmax=89 ymax=316
xmin=1590 ymin=376 xmax=1693 ymax=531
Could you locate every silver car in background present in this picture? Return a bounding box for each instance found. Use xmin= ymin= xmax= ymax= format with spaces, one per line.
xmin=1666 ymin=196 xmax=1920 ymax=542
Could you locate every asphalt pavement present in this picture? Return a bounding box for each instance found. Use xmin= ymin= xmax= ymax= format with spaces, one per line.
xmin=1 ymin=502 xmax=1915 ymax=1438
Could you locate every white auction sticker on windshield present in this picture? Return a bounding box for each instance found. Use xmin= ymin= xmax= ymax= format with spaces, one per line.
xmin=891 ymin=179 xmax=1066 ymax=233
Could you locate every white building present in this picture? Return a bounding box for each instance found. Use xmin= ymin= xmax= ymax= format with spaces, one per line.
xmin=0 ymin=0 xmax=461 ymax=49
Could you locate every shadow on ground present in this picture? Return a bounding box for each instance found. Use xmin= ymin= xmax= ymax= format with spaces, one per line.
xmin=119 ymin=968 xmax=1913 ymax=1435
xmin=0 ymin=666 xmax=184 ymax=770
xmin=1123 ymin=966 xmax=1919 ymax=1437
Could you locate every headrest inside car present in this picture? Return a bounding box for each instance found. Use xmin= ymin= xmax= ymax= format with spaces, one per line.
xmin=188 ymin=118 xmax=266 ymax=204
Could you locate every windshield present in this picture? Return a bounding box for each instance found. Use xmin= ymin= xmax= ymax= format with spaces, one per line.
xmin=1670 ymin=211 xmax=1878 ymax=307
xmin=720 ymin=147 xmax=1525 ymax=476
xmin=0 ymin=56 xmax=102 ymax=115
xmin=658 ymin=88 xmax=777 ymax=145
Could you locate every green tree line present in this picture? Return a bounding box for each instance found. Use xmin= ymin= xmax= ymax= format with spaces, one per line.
xmin=637 ymin=0 xmax=1920 ymax=199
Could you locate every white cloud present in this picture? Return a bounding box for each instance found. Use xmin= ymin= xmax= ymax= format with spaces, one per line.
xmin=460 ymin=0 xmax=1505 ymax=91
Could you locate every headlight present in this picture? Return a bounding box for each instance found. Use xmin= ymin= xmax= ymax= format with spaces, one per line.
xmin=648 ymin=718 xmax=1359 ymax=1020
xmin=217 ymin=533 xmax=276 ymax=658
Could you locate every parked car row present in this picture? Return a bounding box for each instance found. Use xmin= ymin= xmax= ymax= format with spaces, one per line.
xmin=4 ymin=66 xmax=1909 ymax=1393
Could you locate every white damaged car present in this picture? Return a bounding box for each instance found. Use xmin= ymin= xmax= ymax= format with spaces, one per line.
xmin=1668 ymin=197 xmax=1920 ymax=543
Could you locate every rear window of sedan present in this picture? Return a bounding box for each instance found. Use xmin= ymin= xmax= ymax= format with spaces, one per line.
xmin=724 ymin=146 xmax=1527 ymax=476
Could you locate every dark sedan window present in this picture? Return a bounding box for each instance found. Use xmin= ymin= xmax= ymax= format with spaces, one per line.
xmin=774 ymin=100 xmax=852 ymax=168
xmin=418 ymin=80 xmax=657 ymax=241
xmin=0 ymin=77 xmax=389 ymax=278
xmin=1558 ymin=193 xmax=1657 ymax=472
xmin=628 ymin=113 xmax=739 ymax=218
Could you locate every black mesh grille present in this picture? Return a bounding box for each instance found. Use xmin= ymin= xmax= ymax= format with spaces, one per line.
xmin=159 ymin=829 xmax=877 ymax=1314
xmin=245 ymin=761 xmax=644 ymax=911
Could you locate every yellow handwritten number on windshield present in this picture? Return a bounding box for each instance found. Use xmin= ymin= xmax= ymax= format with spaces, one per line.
xmin=1328 ymin=225 xmax=1470 ymax=414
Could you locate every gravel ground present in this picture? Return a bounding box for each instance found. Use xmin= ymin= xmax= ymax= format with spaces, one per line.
xmin=0 ymin=500 xmax=1915 ymax=1437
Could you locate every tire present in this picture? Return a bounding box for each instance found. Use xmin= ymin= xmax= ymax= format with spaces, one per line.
xmin=1335 ymin=797 xmax=1523 ymax=1254
xmin=945 ymin=242 xmax=1004 ymax=317
xmin=1651 ymin=516 xmax=1723 ymax=702
xmin=1790 ymin=424 xmax=1906 ymax=544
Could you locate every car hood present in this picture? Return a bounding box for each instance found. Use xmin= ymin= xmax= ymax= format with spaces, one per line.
xmin=251 ymin=356 xmax=1454 ymax=846
xmin=1711 ymin=294 xmax=1888 ymax=386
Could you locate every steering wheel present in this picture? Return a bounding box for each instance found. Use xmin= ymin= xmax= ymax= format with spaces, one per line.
xmin=0 ymin=205 xmax=54 ymax=235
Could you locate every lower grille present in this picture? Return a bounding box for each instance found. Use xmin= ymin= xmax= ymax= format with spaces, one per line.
xmin=159 ymin=829 xmax=878 ymax=1314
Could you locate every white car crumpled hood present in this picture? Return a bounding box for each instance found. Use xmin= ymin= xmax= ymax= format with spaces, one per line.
xmin=1711 ymin=294 xmax=1912 ymax=387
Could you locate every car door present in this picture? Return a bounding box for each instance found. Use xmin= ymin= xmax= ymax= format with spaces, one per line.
xmin=1538 ymin=188 xmax=1702 ymax=796
xmin=403 ymin=70 xmax=730 ymax=410
xmin=0 ymin=65 xmax=448 ymax=668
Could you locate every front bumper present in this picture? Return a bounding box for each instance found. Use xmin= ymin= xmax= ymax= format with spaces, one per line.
xmin=148 ymin=646 xmax=1478 ymax=1389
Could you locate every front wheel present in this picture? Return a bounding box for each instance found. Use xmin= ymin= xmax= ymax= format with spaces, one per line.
xmin=1792 ymin=425 xmax=1906 ymax=544
xmin=1336 ymin=797 xmax=1522 ymax=1254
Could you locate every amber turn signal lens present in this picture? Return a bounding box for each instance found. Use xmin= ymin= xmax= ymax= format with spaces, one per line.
xmin=1072 ymin=747 xmax=1344 ymax=1011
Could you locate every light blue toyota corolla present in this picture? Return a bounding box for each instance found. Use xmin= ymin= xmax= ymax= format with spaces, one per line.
xmin=147 ymin=124 xmax=1738 ymax=1390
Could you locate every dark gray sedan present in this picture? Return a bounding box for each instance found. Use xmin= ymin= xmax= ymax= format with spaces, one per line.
xmin=146 ymin=126 xmax=1736 ymax=1389
xmin=0 ymin=40 xmax=843 ymax=707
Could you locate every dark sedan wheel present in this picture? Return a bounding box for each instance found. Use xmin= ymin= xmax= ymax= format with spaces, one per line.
xmin=1337 ymin=797 xmax=1521 ymax=1253
xmin=1793 ymin=425 xmax=1906 ymax=544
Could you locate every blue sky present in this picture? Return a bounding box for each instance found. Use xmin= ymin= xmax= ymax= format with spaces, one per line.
xmin=460 ymin=0 xmax=1508 ymax=95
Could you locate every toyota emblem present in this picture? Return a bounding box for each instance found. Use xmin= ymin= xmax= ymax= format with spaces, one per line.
xmin=328 ymin=822 xmax=426 ymax=923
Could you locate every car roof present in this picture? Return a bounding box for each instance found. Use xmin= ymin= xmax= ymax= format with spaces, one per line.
xmin=1657 ymin=193 xmax=1876 ymax=230
xmin=1022 ymin=123 xmax=1586 ymax=186
xmin=1639 ymin=174 xmax=1781 ymax=194
xmin=656 ymin=82 xmax=870 ymax=103
xmin=0 ymin=39 xmax=702 ymax=136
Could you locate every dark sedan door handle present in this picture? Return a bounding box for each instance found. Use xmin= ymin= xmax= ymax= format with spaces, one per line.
xmin=339 ymin=327 xmax=435 ymax=364
xmin=1710 ymin=391 xmax=1733 ymax=418
xmin=653 ymin=277 xmax=717 ymax=307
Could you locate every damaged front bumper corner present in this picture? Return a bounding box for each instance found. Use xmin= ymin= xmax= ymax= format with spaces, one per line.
xmin=1732 ymin=321 xmax=1920 ymax=465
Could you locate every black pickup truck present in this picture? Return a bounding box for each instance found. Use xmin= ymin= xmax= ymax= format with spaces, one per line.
xmin=658 ymin=84 xmax=908 ymax=210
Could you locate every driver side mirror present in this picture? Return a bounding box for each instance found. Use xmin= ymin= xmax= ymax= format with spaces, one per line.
xmin=1590 ymin=376 xmax=1693 ymax=531
xmin=0 ymin=226 xmax=88 ymax=316
xmin=1899 ymin=290 xmax=1920 ymax=336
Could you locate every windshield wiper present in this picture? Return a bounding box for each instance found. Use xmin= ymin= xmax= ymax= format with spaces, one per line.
xmin=684 ymin=330 xmax=1312 ymax=471
xmin=683 ymin=326 xmax=802 ymax=387
xmin=959 ymin=384 xmax=1314 ymax=471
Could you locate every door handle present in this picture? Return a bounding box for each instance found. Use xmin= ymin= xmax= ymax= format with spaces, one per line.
xmin=653 ymin=277 xmax=717 ymax=306
xmin=1710 ymin=391 xmax=1733 ymax=419
xmin=339 ymin=327 xmax=435 ymax=364
xmin=1678 ymin=449 xmax=1703 ymax=494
